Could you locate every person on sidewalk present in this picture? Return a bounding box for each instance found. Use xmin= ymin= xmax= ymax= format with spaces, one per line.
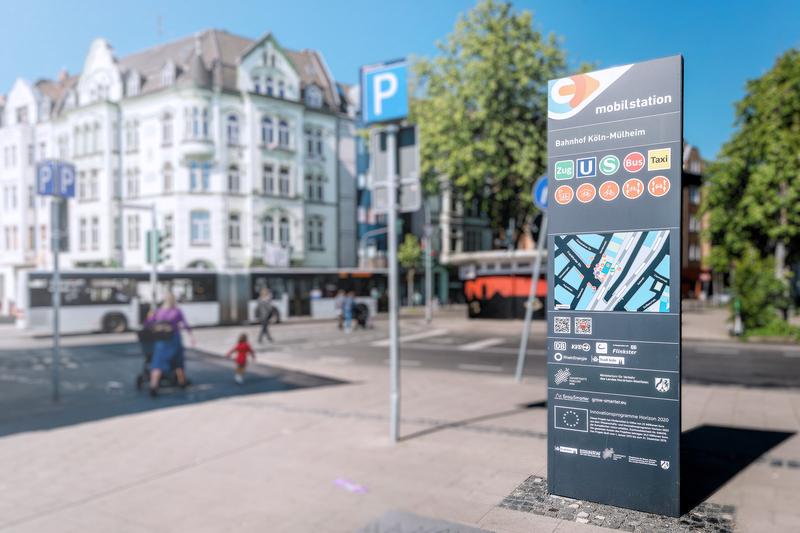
xmin=226 ymin=333 xmax=256 ymax=384
xmin=343 ymin=290 xmax=355 ymax=333
xmin=145 ymin=292 xmax=195 ymax=397
xmin=334 ymin=290 xmax=345 ymax=330
xmin=256 ymin=288 xmax=274 ymax=344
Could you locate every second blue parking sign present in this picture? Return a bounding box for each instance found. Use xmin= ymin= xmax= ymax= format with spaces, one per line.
xmin=546 ymin=56 xmax=683 ymax=517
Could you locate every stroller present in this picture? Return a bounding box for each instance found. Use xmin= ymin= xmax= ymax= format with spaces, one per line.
xmin=354 ymin=303 xmax=370 ymax=329
xmin=135 ymin=329 xmax=181 ymax=390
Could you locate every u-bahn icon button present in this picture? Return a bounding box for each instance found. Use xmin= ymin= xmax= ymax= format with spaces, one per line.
xmin=648 ymin=175 xmax=671 ymax=197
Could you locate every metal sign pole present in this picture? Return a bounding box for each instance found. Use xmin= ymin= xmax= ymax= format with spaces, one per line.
xmin=386 ymin=124 xmax=401 ymax=442
xmin=51 ymin=197 xmax=61 ymax=402
xmin=150 ymin=205 xmax=158 ymax=309
xmin=515 ymin=214 xmax=547 ymax=382
xmin=424 ymin=201 xmax=433 ymax=324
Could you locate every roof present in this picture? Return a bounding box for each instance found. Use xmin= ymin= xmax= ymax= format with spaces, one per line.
xmin=35 ymin=29 xmax=343 ymax=114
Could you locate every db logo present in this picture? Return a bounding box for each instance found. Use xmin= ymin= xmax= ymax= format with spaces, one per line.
xmin=622 ymin=178 xmax=645 ymax=200
xmin=623 ymin=152 xmax=645 ymax=173
xmin=648 ymin=176 xmax=671 ymax=197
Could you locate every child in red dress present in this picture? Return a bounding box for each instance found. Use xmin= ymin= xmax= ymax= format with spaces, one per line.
xmin=226 ymin=333 xmax=256 ymax=384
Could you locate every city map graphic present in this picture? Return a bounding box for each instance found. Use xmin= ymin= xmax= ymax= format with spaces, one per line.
xmin=553 ymin=230 xmax=670 ymax=313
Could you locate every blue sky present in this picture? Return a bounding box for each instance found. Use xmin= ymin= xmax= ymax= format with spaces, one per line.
xmin=1 ymin=0 xmax=797 ymax=159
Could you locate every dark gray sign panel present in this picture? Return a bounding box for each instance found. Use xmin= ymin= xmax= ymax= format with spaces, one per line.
xmin=546 ymin=56 xmax=683 ymax=517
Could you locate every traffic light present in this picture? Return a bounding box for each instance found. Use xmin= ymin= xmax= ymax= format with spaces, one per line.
xmin=158 ymin=230 xmax=172 ymax=264
xmin=146 ymin=230 xmax=172 ymax=264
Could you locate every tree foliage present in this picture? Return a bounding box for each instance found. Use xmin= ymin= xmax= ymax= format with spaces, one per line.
xmin=398 ymin=234 xmax=422 ymax=304
xmin=411 ymin=0 xmax=566 ymax=241
xmin=730 ymin=246 xmax=787 ymax=329
xmin=704 ymin=49 xmax=800 ymax=272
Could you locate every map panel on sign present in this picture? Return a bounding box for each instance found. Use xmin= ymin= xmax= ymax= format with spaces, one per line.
xmin=553 ymin=230 xmax=670 ymax=313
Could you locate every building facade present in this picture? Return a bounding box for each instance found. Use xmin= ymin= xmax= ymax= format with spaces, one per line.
xmin=0 ymin=30 xmax=357 ymax=314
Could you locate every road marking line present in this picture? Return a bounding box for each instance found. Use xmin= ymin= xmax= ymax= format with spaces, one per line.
xmin=319 ymin=356 xmax=353 ymax=364
xmin=457 ymin=337 xmax=505 ymax=351
xmin=372 ymin=328 xmax=448 ymax=347
xmin=383 ymin=359 xmax=422 ymax=367
xmin=458 ymin=363 xmax=504 ymax=373
xmin=783 ymin=352 xmax=800 ymax=358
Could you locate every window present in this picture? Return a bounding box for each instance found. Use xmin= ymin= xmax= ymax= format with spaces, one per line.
xmin=278 ymin=120 xmax=290 ymax=147
xmin=226 ymin=114 xmax=239 ymax=145
xmin=315 ymin=129 xmax=323 ymax=156
xmin=39 ymin=141 xmax=46 ymax=160
xmin=162 ymin=112 xmax=173 ymax=146
xmin=227 ymin=165 xmax=240 ymax=193
xmin=202 ymin=108 xmax=209 ymax=138
xmin=91 ymin=217 xmax=99 ymax=250
xmin=305 ymin=174 xmax=324 ymax=201
xmin=27 ymin=186 xmax=34 ymax=209
xmin=305 ymin=86 xmax=322 ymax=108
xmin=262 ymin=164 xmax=274 ymax=194
xmin=16 ymin=106 xmax=29 ymax=125
xmin=163 ymin=163 xmax=173 ymax=193
xmin=79 ymin=218 xmax=87 ymax=251
xmin=261 ymin=117 xmax=273 ymax=145
xmin=278 ymin=80 xmax=285 ymax=98
xmin=163 ymin=214 xmax=173 ymax=238
xmin=305 ymin=127 xmax=313 ymax=156
xmin=127 ymin=214 xmax=140 ymax=250
xmin=689 ymin=186 xmax=701 ymax=206
xmin=113 ymin=169 xmax=121 ymax=199
xmin=126 ymin=169 xmax=139 ymax=198
xmin=125 ymin=120 xmax=139 ymax=152
xmin=190 ymin=211 xmax=210 ymax=245
xmin=305 ymin=174 xmax=313 ymax=199
xmin=252 ymin=75 xmax=261 ymax=94
xmin=161 ymin=63 xmax=175 ymax=87
xmin=41 ymin=225 xmax=47 ymax=251
xmin=228 ymin=213 xmax=241 ymax=246
xmin=262 ymin=216 xmax=274 ymax=243
xmin=126 ymin=72 xmax=140 ymax=97
xmin=279 ymin=166 xmax=290 ymax=196
xmin=307 ymin=217 xmax=324 ymax=250
xmin=92 ymin=123 xmax=101 ymax=153
xmin=266 ymin=76 xmax=273 ymax=96
xmin=27 ymin=144 xmax=34 ymax=165
xmin=189 ymin=162 xmax=211 ymax=192
xmin=689 ymin=215 xmax=701 ymax=233
xmin=279 ymin=217 xmax=290 ymax=246
xmin=78 ymin=171 xmax=87 ymax=200
xmin=186 ymin=106 xmax=210 ymax=140
xmin=111 ymin=122 xmax=120 ymax=152
xmin=28 ymin=225 xmax=35 ymax=250
xmin=89 ymin=170 xmax=99 ymax=199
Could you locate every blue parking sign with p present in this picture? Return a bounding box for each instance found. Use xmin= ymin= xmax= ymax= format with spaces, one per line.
xmin=361 ymin=60 xmax=408 ymax=124
xmin=37 ymin=160 xmax=75 ymax=198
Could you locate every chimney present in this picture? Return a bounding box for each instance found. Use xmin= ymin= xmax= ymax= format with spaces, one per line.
xmin=58 ymin=69 xmax=69 ymax=83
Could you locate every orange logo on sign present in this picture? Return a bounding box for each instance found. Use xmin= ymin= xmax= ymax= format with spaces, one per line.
xmin=599 ymin=181 xmax=620 ymax=201
xmin=622 ymin=178 xmax=644 ymax=199
xmin=648 ymin=175 xmax=671 ymax=197
xmin=576 ymin=183 xmax=596 ymax=204
xmin=555 ymin=185 xmax=574 ymax=205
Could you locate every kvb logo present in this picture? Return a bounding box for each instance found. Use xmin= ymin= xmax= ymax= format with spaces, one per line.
xmin=548 ymin=65 xmax=632 ymax=120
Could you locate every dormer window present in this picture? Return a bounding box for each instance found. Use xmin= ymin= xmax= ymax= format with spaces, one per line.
xmin=278 ymin=80 xmax=285 ymax=99
xmin=305 ymin=85 xmax=323 ymax=108
xmin=161 ymin=62 xmax=176 ymax=87
xmin=266 ymin=77 xmax=274 ymax=97
xmin=126 ymin=71 xmax=141 ymax=97
xmin=252 ymin=75 xmax=261 ymax=94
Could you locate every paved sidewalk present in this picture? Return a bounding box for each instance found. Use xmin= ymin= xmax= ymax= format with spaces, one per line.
xmin=0 ymin=325 xmax=798 ymax=532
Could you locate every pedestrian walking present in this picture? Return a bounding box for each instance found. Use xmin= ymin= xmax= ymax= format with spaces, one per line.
xmin=144 ymin=292 xmax=194 ymax=397
xmin=226 ymin=333 xmax=256 ymax=384
xmin=343 ymin=290 xmax=355 ymax=333
xmin=334 ymin=290 xmax=345 ymax=330
xmin=256 ymin=287 xmax=274 ymax=344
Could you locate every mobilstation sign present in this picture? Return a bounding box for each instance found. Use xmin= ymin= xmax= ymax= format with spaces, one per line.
xmin=546 ymin=56 xmax=683 ymax=517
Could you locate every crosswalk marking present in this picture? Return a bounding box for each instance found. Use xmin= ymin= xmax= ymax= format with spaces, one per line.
xmin=371 ymin=328 xmax=448 ymax=347
xmin=457 ymin=337 xmax=505 ymax=351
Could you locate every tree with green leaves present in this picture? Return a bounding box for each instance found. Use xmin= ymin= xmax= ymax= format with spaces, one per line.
xmin=398 ymin=234 xmax=422 ymax=305
xmin=411 ymin=0 xmax=567 ymax=245
xmin=704 ymin=48 xmax=800 ymax=324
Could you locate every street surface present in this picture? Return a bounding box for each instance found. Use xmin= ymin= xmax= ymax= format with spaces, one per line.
xmin=0 ymin=308 xmax=798 ymax=532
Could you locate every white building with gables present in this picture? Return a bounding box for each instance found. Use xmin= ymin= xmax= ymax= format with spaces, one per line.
xmin=0 ymin=29 xmax=358 ymax=314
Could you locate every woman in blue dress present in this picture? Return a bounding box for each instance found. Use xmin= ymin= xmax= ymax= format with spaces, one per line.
xmin=145 ymin=293 xmax=195 ymax=396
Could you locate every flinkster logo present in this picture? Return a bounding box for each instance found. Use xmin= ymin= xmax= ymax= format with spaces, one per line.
xmin=548 ymin=64 xmax=633 ymax=120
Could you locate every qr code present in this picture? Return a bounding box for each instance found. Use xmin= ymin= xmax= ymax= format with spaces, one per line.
xmin=575 ymin=317 xmax=592 ymax=335
xmin=554 ymin=316 xmax=571 ymax=334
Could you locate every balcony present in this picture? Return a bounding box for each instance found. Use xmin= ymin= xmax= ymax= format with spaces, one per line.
xmin=180 ymin=137 xmax=214 ymax=159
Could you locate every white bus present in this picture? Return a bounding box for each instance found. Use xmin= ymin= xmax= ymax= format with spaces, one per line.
xmin=16 ymin=268 xmax=387 ymax=334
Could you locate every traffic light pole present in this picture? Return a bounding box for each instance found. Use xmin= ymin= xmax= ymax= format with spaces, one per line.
xmin=122 ymin=203 xmax=159 ymax=311
xmin=386 ymin=124 xmax=401 ymax=443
